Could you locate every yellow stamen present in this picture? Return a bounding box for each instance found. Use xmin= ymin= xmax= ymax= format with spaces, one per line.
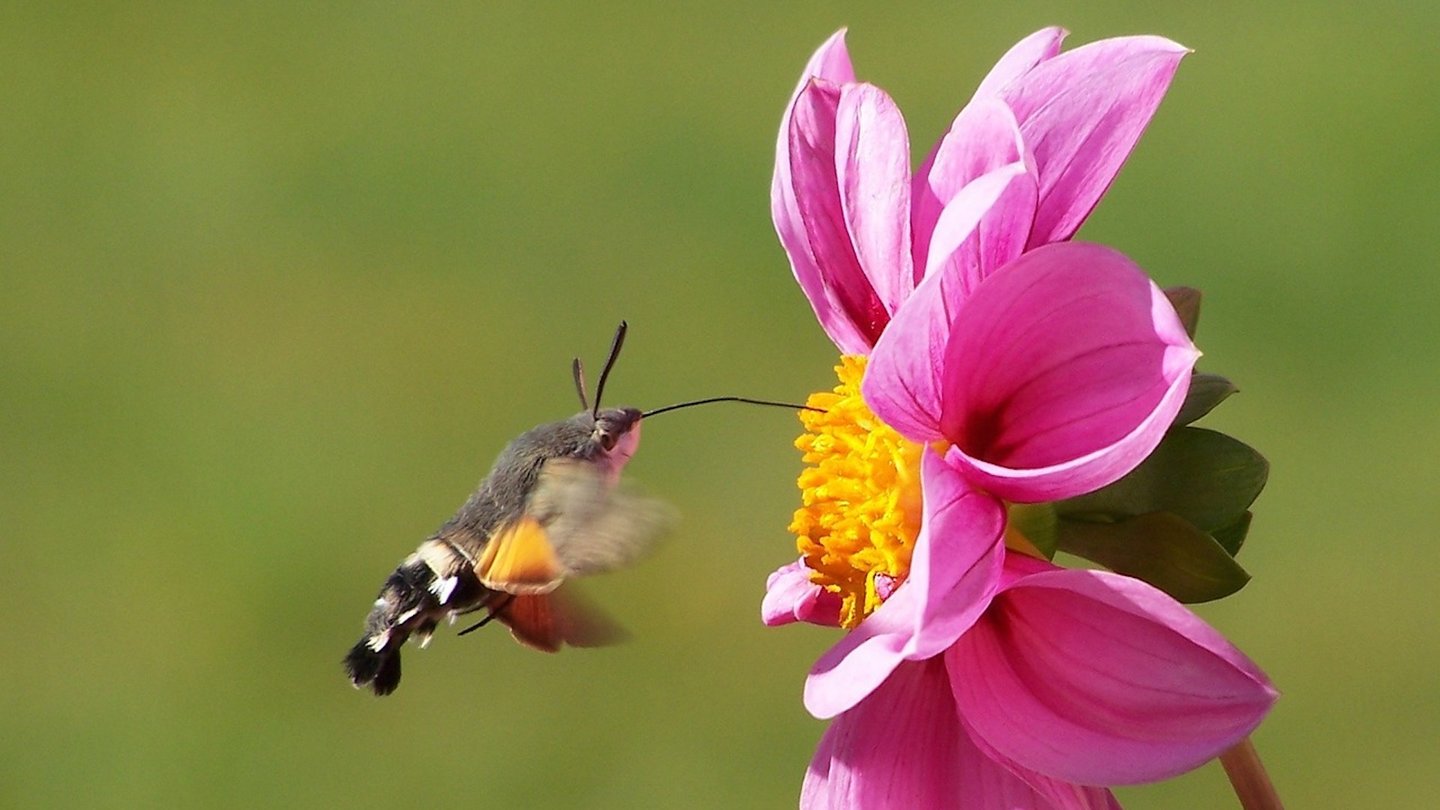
xmin=790 ymin=356 xmax=924 ymax=629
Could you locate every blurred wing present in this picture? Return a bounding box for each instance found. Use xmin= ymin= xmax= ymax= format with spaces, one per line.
xmin=497 ymin=585 xmax=629 ymax=653
xmin=478 ymin=458 xmax=674 ymax=593
xmin=547 ymin=487 xmax=674 ymax=577
xmin=534 ymin=459 xmax=676 ymax=578
xmin=476 ymin=459 xmax=672 ymax=653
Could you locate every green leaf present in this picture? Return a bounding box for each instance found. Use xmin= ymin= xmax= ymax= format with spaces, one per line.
xmin=1056 ymin=511 xmax=1251 ymax=603
xmin=1211 ymin=511 xmax=1254 ymax=556
xmin=1055 ymin=427 xmax=1268 ymax=536
xmin=1164 ymin=286 xmax=1202 ymax=338
xmin=1008 ymin=502 xmax=1059 ymax=559
xmin=1174 ymin=373 xmax=1238 ymax=426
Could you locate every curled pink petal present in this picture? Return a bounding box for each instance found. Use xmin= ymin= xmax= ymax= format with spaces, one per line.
xmin=804 ymin=450 xmax=1004 ymax=719
xmin=771 ymin=31 xmax=872 ymax=354
xmin=787 ymin=79 xmax=892 ymax=349
xmin=909 ymin=26 xmax=1063 ymax=255
xmin=949 ymin=562 xmax=1278 ymax=785
xmin=924 ymin=160 xmax=1037 ymax=292
xmin=1001 ymin=36 xmax=1189 ymax=245
xmin=910 ymin=98 xmax=1027 ymax=281
xmin=763 ymin=559 xmax=843 ymax=628
xmin=804 ymin=660 xmax=1115 ymax=810
xmin=835 ymin=83 xmax=914 ymax=315
xmin=864 ymin=162 xmax=1029 ymax=442
xmin=939 ymin=242 xmax=1199 ymax=502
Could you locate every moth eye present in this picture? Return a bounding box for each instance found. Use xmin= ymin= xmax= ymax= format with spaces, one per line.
xmin=599 ymin=431 xmax=617 ymax=451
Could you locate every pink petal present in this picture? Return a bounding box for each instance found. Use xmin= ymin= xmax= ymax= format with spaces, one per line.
xmin=835 ymin=83 xmax=914 ymax=315
xmin=863 ymin=162 xmax=1029 ymax=442
xmin=910 ymin=98 xmax=1030 ymax=284
xmin=799 ymin=29 xmax=858 ymax=87
xmin=787 ymin=79 xmax=893 ymax=349
xmin=762 ymin=559 xmax=843 ymax=628
xmin=801 ymin=661 xmax=965 ymax=808
xmin=804 ymin=660 xmax=1115 ymax=810
xmin=909 ymin=26 xmax=1064 ymax=260
xmin=949 ymin=560 xmax=1278 ymax=785
xmin=972 ymin=27 xmax=1068 ymax=100
xmin=770 ymin=31 xmax=872 ymax=354
xmin=924 ymin=161 xmax=1037 ymax=292
xmin=803 ymin=450 xmax=1004 ymax=719
xmin=939 ymin=242 xmax=1199 ymax=503
xmin=973 ymin=736 xmax=1125 ymax=810
xmin=1002 ymin=35 xmax=1186 ymax=123
xmin=1001 ymin=36 xmax=1189 ymax=246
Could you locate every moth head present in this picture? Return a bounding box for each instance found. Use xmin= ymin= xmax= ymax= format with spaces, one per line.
xmin=592 ymin=406 xmax=642 ymax=464
xmin=570 ymin=323 xmax=641 ymax=474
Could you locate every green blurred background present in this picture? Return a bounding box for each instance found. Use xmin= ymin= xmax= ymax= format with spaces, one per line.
xmin=3 ymin=2 xmax=1436 ymax=807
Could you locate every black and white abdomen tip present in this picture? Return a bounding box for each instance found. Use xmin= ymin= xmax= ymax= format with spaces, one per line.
xmin=344 ymin=537 xmax=476 ymax=696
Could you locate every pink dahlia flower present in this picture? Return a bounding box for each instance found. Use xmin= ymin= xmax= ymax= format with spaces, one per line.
xmin=765 ymin=28 xmax=1278 ymax=808
xmin=772 ymin=26 xmax=1189 ymax=355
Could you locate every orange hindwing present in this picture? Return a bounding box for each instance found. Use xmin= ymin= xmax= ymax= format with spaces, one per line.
xmin=476 ymin=516 xmax=564 ymax=594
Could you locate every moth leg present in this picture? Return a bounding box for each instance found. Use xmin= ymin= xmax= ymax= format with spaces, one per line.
xmin=457 ymin=593 xmax=516 ymax=637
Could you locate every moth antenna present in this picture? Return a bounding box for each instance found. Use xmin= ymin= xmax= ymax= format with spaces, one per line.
xmin=642 ymin=396 xmax=821 ymax=419
xmin=591 ymin=320 xmax=628 ymax=418
xmin=572 ymin=358 xmax=589 ymax=411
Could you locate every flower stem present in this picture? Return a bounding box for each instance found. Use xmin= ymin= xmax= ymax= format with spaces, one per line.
xmin=1219 ymin=736 xmax=1283 ymax=809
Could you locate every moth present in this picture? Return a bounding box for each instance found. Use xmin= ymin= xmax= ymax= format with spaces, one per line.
xmin=344 ymin=322 xmax=798 ymax=695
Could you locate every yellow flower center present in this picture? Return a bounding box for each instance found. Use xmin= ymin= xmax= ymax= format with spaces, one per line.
xmin=790 ymin=356 xmax=925 ymax=629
